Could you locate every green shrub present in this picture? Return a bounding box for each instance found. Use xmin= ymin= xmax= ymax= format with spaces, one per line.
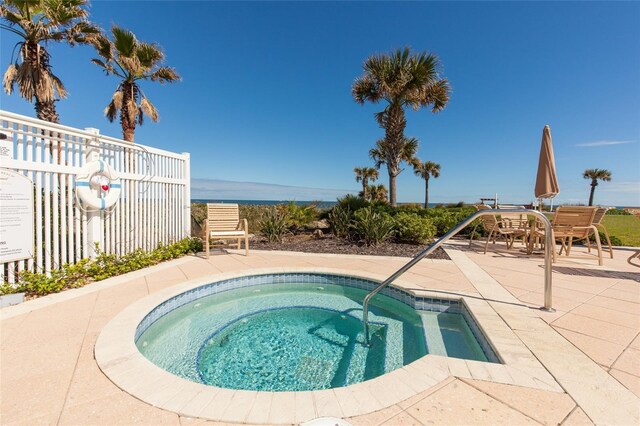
xmin=2 ymin=238 xmax=201 ymax=297
xmin=259 ymin=207 xmax=289 ymax=242
xmin=327 ymin=205 xmax=353 ymax=239
xmin=589 ymin=232 xmax=623 ymax=246
xmin=239 ymin=204 xmax=271 ymax=234
xmin=399 ymin=203 xmax=424 ymax=210
xmin=606 ymin=208 xmax=631 ymax=216
xmin=394 ymin=213 xmax=436 ymax=244
xmin=353 ymin=207 xmax=395 ymax=246
xmin=281 ymin=201 xmax=318 ymax=229
xmin=337 ymin=194 xmax=369 ymax=212
xmin=430 ymin=211 xmax=459 ymax=236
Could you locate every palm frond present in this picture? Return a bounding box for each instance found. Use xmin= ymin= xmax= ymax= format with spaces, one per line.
xmin=104 ymin=100 xmax=118 ymax=122
xmin=111 ymin=89 xmax=123 ymax=110
xmin=50 ymin=72 xmax=67 ymax=98
xmin=91 ymin=34 xmax=113 ymax=60
xmin=111 ymin=25 xmax=136 ymax=57
xmin=150 ymin=66 xmax=180 ymax=83
xmin=16 ymin=60 xmax=36 ymax=100
xmin=64 ymin=21 xmax=100 ymax=45
xmin=136 ymin=42 xmax=163 ymax=68
xmin=119 ymin=55 xmax=141 ymax=74
xmin=3 ymin=63 xmax=18 ymax=94
xmin=125 ymin=97 xmax=138 ymax=126
xmin=139 ymin=97 xmax=159 ymax=122
xmin=352 ymin=76 xmax=380 ymax=104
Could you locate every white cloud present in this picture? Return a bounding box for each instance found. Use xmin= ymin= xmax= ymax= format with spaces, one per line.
xmin=575 ymin=140 xmax=635 ymax=147
xmin=191 ymin=178 xmax=353 ymax=201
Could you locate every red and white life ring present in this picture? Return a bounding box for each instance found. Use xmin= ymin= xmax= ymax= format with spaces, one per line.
xmin=75 ymin=160 xmax=121 ymax=210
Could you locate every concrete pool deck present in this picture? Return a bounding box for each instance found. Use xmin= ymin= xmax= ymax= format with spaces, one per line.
xmin=1 ymin=241 xmax=639 ymax=425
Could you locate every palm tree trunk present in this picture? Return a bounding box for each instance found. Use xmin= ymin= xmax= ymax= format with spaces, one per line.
xmin=424 ymin=178 xmax=429 ymax=209
xmin=389 ymin=172 xmax=397 ymax=207
xmin=34 ymin=100 xmax=60 ymax=123
xmin=588 ymin=181 xmax=597 ymax=206
xmin=382 ymin=104 xmax=406 ymax=208
xmin=123 ymin=128 xmax=135 ymax=143
xmin=362 ymin=178 xmax=368 ymax=201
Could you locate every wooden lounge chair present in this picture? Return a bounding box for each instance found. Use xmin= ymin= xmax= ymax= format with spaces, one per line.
xmin=593 ymin=207 xmax=614 ymax=258
xmin=530 ymin=206 xmax=603 ymax=265
xmin=204 ymin=203 xmax=249 ymax=257
xmin=555 ymin=207 xmax=614 ymax=259
xmin=469 ymin=205 xmax=528 ymax=254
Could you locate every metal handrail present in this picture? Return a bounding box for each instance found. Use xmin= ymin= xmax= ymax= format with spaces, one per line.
xmin=362 ymin=209 xmax=554 ymax=346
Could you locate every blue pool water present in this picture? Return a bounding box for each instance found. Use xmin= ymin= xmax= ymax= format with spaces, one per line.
xmin=136 ymin=282 xmax=490 ymax=391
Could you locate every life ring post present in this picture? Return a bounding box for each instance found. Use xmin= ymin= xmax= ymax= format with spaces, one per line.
xmin=84 ymin=127 xmax=103 ymax=259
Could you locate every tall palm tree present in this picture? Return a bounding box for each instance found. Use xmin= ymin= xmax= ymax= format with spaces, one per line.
xmin=583 ymin=169 xmax=611 ymax=206
xmin=352 ymin=47 xmax=450 ymax=206
xmin=91 ymin=26 xmax=180 ymax=142
xmin=368 ymin=184 xmax=388 ymax=203
xmin=369 ymin=136 xmax=420 ymax=204
xmin=354 ymin=166 xmax=379 ymax=201
xmin=413 ymin=160 xmax=441 ymax=209
xmin=1 ymin=0 xmax=98 ymax=123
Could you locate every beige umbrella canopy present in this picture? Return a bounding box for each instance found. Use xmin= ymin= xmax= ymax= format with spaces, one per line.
xmin=535 ymin=125 xmax=560 ymax=208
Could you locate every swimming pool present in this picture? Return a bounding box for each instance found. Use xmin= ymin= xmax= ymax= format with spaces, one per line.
xmin=135 ymin=273 xmax=497 ymax=392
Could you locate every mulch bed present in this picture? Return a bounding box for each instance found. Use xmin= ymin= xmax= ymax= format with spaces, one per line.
xmin=249 ymin=233 xmax=450 ymax=260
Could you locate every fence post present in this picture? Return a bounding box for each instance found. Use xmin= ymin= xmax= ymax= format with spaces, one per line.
xmin=84 ymin=128 xmax=102 ymax=259
xmin=182 ymin=152 xmax=191 ymax=238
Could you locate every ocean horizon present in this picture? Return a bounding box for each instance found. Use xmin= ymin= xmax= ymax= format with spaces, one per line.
xmin=192 ymin=199 xmax=460 ymax=209
xmin=191 ymin=199 xmax=634 ymax=209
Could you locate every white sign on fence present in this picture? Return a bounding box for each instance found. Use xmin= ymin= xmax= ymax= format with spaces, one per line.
xmin=0 ymin=132 xmax=13 ymax=158
xmin=0 ymin=169 xmax=34 ymax=263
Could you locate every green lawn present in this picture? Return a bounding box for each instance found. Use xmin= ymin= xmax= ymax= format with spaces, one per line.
xmin=602 ymin=215 xmax=640 ymax=247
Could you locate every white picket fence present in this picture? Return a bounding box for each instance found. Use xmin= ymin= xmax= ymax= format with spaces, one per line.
xmin=0 ymin=110 xmax=191 ymax=283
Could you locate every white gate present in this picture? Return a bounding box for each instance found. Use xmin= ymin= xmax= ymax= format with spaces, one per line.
xmin=0 ymin=110 xmax=191 ymax=283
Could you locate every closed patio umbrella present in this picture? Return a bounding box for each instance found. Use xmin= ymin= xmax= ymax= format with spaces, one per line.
xmin=535 ymin=125 xmax=560 ymax=211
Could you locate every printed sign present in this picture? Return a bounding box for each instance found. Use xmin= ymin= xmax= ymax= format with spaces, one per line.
xmin=0 ymin=131 xmax=13 ymax=159
xmin=0 ymin=169 xmax=34 ymax=263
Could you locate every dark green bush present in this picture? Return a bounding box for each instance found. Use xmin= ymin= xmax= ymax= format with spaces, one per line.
xmin=352 ymin=207 xmax=395 ymax=246
xmin=4 ymin=238 xmax=201 ymax=297
xmin=394 ymin=213 xmax=436 ymax=244
xmin=606 ymin=208 xmax=631 ymax=216
xmin=259 ymin=207 xmax=289 ymax=242
xmin=281 ymin=202 xmax=318 ymax=229
xmin=337 ymin=194 xmax=369 ymax=212
xmin=327 ymin=205 xmax=353 ymax=239
xmin=589 ymin=232 xmax=623 ymax=246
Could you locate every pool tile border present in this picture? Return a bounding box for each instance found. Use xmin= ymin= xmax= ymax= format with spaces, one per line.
xmin=134 ymin=272 xmax=499 ymax=363
xmin=95 ymin=266 xmax=562 ymax=424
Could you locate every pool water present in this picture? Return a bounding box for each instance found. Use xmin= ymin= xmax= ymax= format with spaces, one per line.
xmin=137 ymin=283 xmax=489 ymax=391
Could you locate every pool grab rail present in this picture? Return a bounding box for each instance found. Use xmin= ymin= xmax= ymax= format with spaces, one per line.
xmin=362 ymin=209 xmax=554 ymax=346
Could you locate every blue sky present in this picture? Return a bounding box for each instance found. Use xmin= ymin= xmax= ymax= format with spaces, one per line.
xmin=1 ymin=1 xmax=639 ymax=205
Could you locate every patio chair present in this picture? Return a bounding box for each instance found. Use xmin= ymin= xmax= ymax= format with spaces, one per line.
xmin=205 ymin=203 xmax=249 ymax=257
xmin=469 ymin=205 xmax=528 ymax=254
xmin=529 ymin=206 xmax=603 ymax=265
xmin=497 ymin=207 xmax=529 ymax=248
xmin=593 ymin=207 xmax=614 ymax=258
xmin=556 ymin=207 xmax=614 ymax=259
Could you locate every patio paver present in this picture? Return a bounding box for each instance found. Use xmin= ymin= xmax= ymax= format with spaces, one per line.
xmin=1 ymin=243 xmax=639 ymax=425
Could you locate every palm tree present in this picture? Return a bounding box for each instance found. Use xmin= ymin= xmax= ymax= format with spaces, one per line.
xmin=368 ymin=184 xmax=388 ymax=203
xmin=369 ymin=136 xmax=420 ymax=204
xmin=352 ymin=47 xmax=450 ymax=206
xmin=1 ymin=0 xmax=98 ymax=123
xmin=354 ymin=166 xmax=379 ymax=201
xmin=91 ymin=26 xmax=180 ymax=142
xmin=583 ymin=169 xmax=612 ymax=206
xmin=413 ymin=160 xmax=441 ymax=209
